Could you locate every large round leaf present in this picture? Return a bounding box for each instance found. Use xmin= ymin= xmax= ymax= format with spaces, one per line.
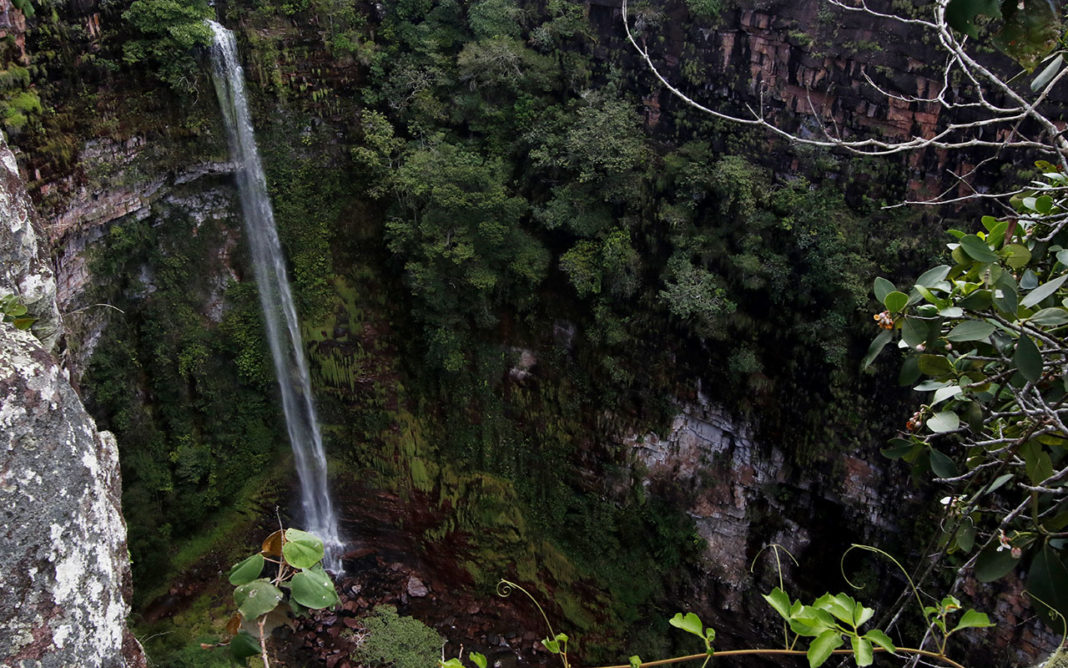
xmin=282 ymin=528 xmax=325 ymax=569
xmin=975 ymin=544 xmax=1018 ymax=582
xmin=883 ymin=291 xmax=909 ymax=313
xmin=873 ymin=277 xmax=896 ymax=303
xmin=229 ymin=553 xmax=265 ymax=586
xmin=927 ymin=411 xmax=960 ymax=433
xmin=235 ymin=579 xmax=284 ymax=620
xmin=290 ymin=567 xmax=340 ymax=610
xmin=946 ymin=320 xmax=995 ymax=342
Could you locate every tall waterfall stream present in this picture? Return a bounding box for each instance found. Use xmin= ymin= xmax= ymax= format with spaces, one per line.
xmin=208 ymin=21 xmax=343 ymax=571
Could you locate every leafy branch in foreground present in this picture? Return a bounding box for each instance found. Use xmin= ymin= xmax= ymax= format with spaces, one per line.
xmin=440 ymin=570 xmax=989 ymax=668
xmin=217 ymin=527 xmax=339 ymax=667
xmin=866 ymin=165 xmax=1068 ymax=625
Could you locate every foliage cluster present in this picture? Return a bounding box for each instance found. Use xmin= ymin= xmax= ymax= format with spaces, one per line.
xmin=121 ymin=0 xmax=214 ymax=95
xmin=867 ymin=166 xmax=1068 ymax=623
xmin=0 ymin=294 xmax=35 ymax=330
xmin=224 ymin=527 xmax=340 ymax=666
xmin=352 ymin=604 xmax=447 ymax=668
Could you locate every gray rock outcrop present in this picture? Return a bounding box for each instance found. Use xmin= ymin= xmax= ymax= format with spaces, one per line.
xmin=0 ymin=127 xmax=144 ymax=667
xmin=0 ymin=324 xmax=143 ymax=667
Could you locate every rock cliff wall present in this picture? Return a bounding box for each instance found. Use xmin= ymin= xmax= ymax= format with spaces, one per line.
xmin=0 ymin=132 xmax=59 ymax=349
xmin=0 ymin=128 xmax=144 ymax=667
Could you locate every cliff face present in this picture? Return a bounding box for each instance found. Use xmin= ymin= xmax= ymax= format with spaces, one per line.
xmin=0 ymin=132 xmax=59 ymax=349
xmin=0 ymin=326 xmax=143 ymax=668
xmin=0 ymin=128 xmax=144 ymax=666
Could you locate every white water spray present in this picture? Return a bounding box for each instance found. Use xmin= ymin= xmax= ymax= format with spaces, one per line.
xmin=207 ymin=21 xmax=343 ymax=571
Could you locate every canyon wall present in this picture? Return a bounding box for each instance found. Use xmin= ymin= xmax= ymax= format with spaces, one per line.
xmin=0 ymin=129 xmax=144 ymax=667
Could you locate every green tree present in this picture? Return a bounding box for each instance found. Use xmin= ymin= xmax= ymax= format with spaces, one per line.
xmin=122 ymin=0 xmax=213 ymax=95
xmin=384 ymin=136 xmax=548 ymax=368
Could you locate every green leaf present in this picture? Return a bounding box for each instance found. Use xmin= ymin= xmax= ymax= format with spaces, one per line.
xmin=929 ymin=448 xmax=958 ymax=477
xmin=629 ymin=656 xmax=642 ymax=668
xmin=873 ymin=277 xmax=896 ymax=303
xmin=932 ymin=385 xmax=962 ymax=406
xmin=1028 ymin=307 xmax=1068 ymax=327
xmin=1020 ymin=274 xmax=1068 ymax=308
xmin=290 ymin=567 xmax=340 ymax=609
xmin=471 ymin=653 xmax=488 ymax=668
xmin=901 ymin=318 xmax=931 ymax=349
xmin=282 ymin=528 xmax=325 ymax=569
xmin=927 ymin=411 xmax=960 ymax=434
xmin=230 ymin=631 xmax=261 ymax=662
xmin=959 ymin=234 xmax=999 ymax=263
xmin=882 ymin=439 xmax=916 ymax=459
xmin=861 ymin=330 xmax=893 ymax=369
xmin=1002 ymin=243 xmax=1032 ymax=269
xmin=915 ymin=285 xmax=945 ymax=307
xmin=918 ymin=354 xmax=954 ymax=377
xmin=863 ymin=629 xmax=895 ymax=653
xmin=992 ymin=279 xmax=1018 ymax=315
xmin=234 ymin=579 xmax=284 ymax=621
xmin=1014 ymin=335 xmax=1043 ymax=383
xmin=983 ymin=473 xmax=1013 ymax=495
xmin=914 ymin=379 xmax=950 ymax=391
xmin=951 ymin=609 xmax=994 ymax=633
xmin=1021 ymin=440 xmax=1054 ymax=485
xmin=975 ymin=544 xmax=1018 ymax=582
xmin=813 ymin=593 xmax=854 ymax=625
xmin=915 ymin=265 xmax=951 ymax=288
xmin=669 ymin=612 xmax=705 ymax=638
xmin=947 ymin=320 xmax=995 ymax=342
xmin=851 ymin=636 xmax=874 ymax=667
xmin=764 ymin=587 xmax=792 ymax=619
xmin=807 ymin=629 xmax=844 ymax=668
xmin=440 ymin=660 xmax=464 ymax=668
xmin=542 ymin=638 xmax=560 ymax=654
xmin=956 ymin=522 xmax=976 ymax=553
xmin=987 ymin=221 xmax=1010 ymax=249
xmin=1035 ymin=195 xmax=1054 ymax=215
xmin=899 ymin=355 xmax=921 ymax=385
xmin=959 ymin=289 xmax=992 ymax=311
xmin=853 ymin=600 xmax=874 ymax=627
xmin=1026 ymin=545 xmax=1068 ymax=624
xmin=883 ymin=291 xmax=909 ymax=313
xmin=228 ymin=554 xmax=265 ymax=586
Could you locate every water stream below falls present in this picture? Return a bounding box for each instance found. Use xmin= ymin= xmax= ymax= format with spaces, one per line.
xmin=207 ymin=20 xmax=343 ymax=571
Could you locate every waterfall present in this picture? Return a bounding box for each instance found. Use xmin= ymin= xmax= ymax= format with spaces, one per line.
xmin=207 ymin=21 xmax=343 ymax=571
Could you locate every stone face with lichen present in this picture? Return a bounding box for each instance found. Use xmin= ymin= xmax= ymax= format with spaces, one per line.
xmin=0 ymin=124 xmax=144 ymax=667
xmin=0 ymin=324 xmax=143 ymax=667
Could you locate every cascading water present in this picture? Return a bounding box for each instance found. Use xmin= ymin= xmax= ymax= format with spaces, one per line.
xmin=207 ymin=21 xmax=343 ymax=571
